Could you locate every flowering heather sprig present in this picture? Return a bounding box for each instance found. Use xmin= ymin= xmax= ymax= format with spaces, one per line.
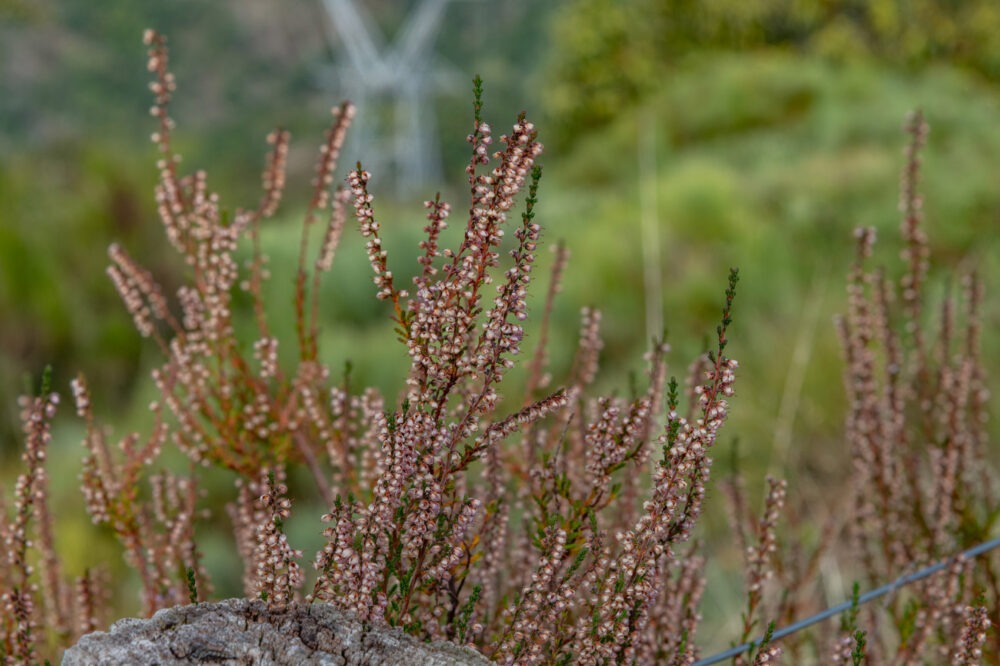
xmin=750 ymin=623 xmax=782 ymax=666
xmin=735 ymin=477 xmax=787 ymax=665
xmin=606 ymin=339 xmax=670 ymax=533
xmin=897 ymin=555 xmax=973 ymax=663
xmin=242 ymin=128 xmax=290 ymax=336
xmin=463 ymin=390 xmax=569 ymax=481
xmin=73 ymin=372 xmax=207 ymax=616
xmin=258 ymin=129 xmax=289 ymax=220
xmin=583 ymin=397 xmax=626 ymax=485
xmin=10 ymin=385 xmax=71 ymax=647
xmin=310 ymin=495 xmax=366 ymax=610
xmin=414 ymin=195 xmax=451 ymax=294
xmin=587 ymin=361 xmax=661 ymax=498
xmin=397 ymin=97 xmax=543 ymax=415
xmin=253 ymin=336 xmax=279 ymax=381
xmin=952 ymin=605 xmax=991 ymax=665
xmin=465 ymin=76 xmax=491 ymax=189
xmin=74 ymin=567 xmax=110 ymax=640
xmin=34 ymin=476 xmax=70 ymax=642
xmin=899 ymin=110 xmax=930 ymax=364
xmin=834 ymin=114 xmax=999 ymax=659
xmin=299 ymin=103 xmax=355 ymax=361
xmin=570 ymin=306 xmax=603 ymax=392
xmin=0 ymin=390 xmax=58 ymax=662
xmin=315 ymin=186 xmax=350 ymax=274
xmin=830 ymin=634 xmax=855 ymax=665
xmin=325 ymin=383 xmax=383 ymax=496
xmin=472 ymin=165 xmax=542 ymax=386
xmin=751 ymin=479 xmax=788 ymax=588
xmin=149 ymin=471 xmax=211 ymax=602
xmin=350 ymin=165 xmax=408 ymax=313
xmin=144 ymin=29 xmax=192 ymax=258
xmin=665 ymin=269 xmax=740 ymax=542
xmin=252 ymin=468 xmax=304 ymax=608
xmin=494 ymin=528 xmax=572 ymax=664
xmin=107 ymin=242 xmax=175 ymax=345
xmin=311 ymin=406 xmax=409 ymax=623
xmin=470 ymin=443 xmax=508 ymax=620
xmin=638 ymin=549 xmax=706 ymax=664
xmin=143 ymin=29 xmax=177 ymax=172
xmin=837 ymin=226 xmax=912 ymax=575
xmin=545 ymin=273 xmax=739 ymax=664
xmin=306 ymin=103 xmax=355 ymax=224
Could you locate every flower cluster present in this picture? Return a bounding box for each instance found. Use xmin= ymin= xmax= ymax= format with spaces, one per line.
xmin=251 ymin=469 xmax=304 ymax=607
xmin=350 ymin=166 xmax=404 ymax=304
xmin=953 ymin=606 xmax=991 ymax=665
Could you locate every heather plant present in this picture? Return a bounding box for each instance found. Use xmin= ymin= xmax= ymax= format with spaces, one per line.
xmin=1 ymin=29 xmax=998 ymax=666
xmin=706 ymin=113 xmax=999 ymax=665
xmin=832 ymin=111 xmax=998 ymax=662
xmin=3 ymin=30 xmax=741 ymax=663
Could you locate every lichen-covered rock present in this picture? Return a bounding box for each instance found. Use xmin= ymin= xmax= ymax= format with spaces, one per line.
xmin=62 ymin=598 xmax=490 ymax=665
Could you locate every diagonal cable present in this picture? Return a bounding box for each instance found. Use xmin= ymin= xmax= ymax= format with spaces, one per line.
xmin=694 ymin=535 xmax=1000 ymax=665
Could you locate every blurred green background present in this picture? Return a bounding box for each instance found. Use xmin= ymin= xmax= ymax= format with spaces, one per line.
xmin=2 ymin=0 xmax=1000 ymax=650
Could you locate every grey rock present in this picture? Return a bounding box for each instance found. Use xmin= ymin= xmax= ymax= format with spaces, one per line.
xmin=62 ymin=598 xmax=491 ymax=665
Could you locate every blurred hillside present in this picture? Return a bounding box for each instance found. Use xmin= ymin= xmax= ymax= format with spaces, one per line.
xmin=1 ymin=0 xmax=999 ymax=632
xmin=3 ymin=0 xmax=1000 ymax=486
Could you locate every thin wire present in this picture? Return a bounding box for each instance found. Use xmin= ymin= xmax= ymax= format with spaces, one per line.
xmin=693 ymin=535 xmax=1000 ymax=666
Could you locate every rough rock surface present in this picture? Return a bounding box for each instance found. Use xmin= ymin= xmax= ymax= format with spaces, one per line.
xmin=62 ymin=598 xmax=490 ymax=665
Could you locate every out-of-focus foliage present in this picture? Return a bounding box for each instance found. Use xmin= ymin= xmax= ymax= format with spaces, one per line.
xmin=0 ymin=0 xmax=338 ymax=198
xmin=0 ymin=144 xmax=163 ymax=451
xmin=0 ymin=0 xmax=36 ymax=21
xmin=539 ymin=51 xmax=1000 ymax=487
xmin=543 ymin=0 xmax=1000 ymax=146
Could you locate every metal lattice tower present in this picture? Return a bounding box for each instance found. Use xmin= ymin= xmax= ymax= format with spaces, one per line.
xmin=320 ymin=0 xmax=458 ymax=194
